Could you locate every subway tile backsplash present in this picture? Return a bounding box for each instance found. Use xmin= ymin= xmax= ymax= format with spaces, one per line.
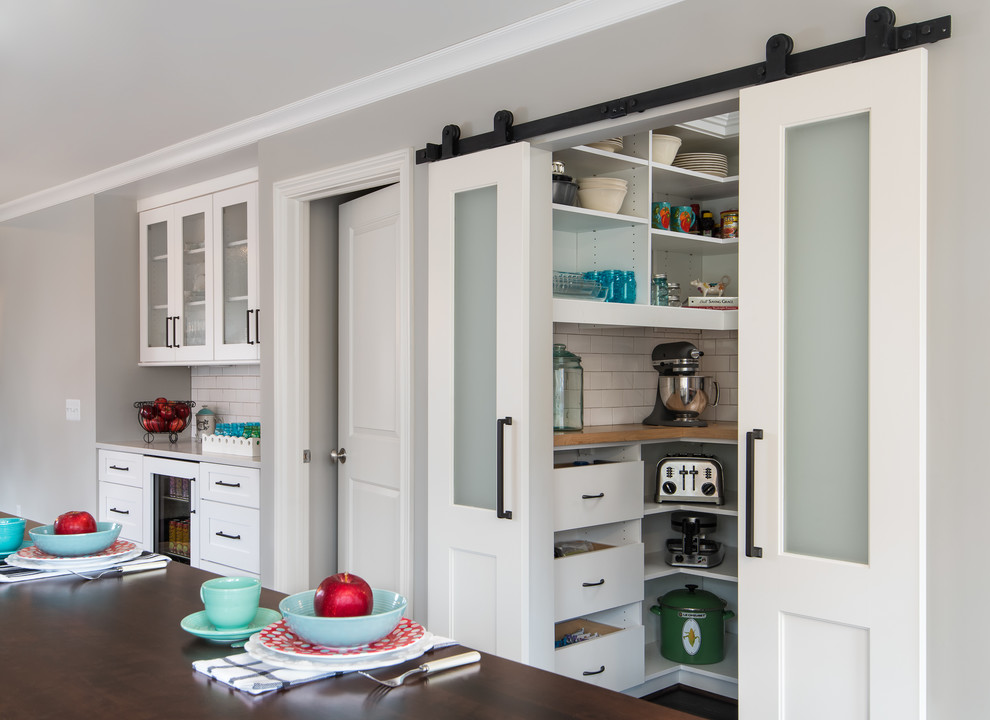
xmin=190 ymin=365 xmax=261 ymax=424
xmin=553 ymin=323 xmax=738 ymax=427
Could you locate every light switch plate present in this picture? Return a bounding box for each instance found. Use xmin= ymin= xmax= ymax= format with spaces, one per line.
xmin=65 ymin=399 xmax=81 ymax=422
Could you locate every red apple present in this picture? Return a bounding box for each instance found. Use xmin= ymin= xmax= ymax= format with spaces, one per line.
xmin=314 ymin=572 xmax=374 ymax=617
xmin=139 ymin=403 xmax=157 ymax=419
xmin=54 ymin=510 xmax=97 ymax=535
xmin=169 ymin=417 xmax=185 ymax=432
xmin=174 ymin=403 xmax=191 ymax=420
xmin=159 ymin=404 xmax=175 ymax=421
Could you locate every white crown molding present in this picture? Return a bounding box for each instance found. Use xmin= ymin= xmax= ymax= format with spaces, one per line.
xmin=0 ymin=0 xmax=685 ymax=223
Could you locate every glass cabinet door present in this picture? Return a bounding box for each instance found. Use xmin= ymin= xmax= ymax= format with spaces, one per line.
xmin=175 ymin=196 xmax=213 ymax=358
xmin=139 ymin=205 xmax=175 ymax=362
xmin=213 ymin=183 xmax=259 ymax=361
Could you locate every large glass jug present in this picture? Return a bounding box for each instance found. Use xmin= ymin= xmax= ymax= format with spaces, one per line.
xmin=553 ymin=343 xmax=584 ymax=431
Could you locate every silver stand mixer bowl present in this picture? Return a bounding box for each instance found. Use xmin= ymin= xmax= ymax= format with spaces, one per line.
xmin=655 ymin=375 xmax=719 ymax=425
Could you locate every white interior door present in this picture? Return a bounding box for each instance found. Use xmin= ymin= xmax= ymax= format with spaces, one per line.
xmin=427 ymin=142 xmax=553 ymax=666
xmin=337 ymin=184 xmax=413 ymax=610
xmin=738 ymin=49 xmax=927 ymax=718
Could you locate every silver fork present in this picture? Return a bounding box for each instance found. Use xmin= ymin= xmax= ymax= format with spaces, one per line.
xmin=358 ymin=651 xmax=480 ymax=688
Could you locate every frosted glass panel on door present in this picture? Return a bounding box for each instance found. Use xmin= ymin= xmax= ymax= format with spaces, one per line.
xmin=453 ymin=186 xmax=497 ymax=510
xmin=221 ymin=201 xmax=249 ymax=344
xmin=181 ymin=212 xmax=208 ymax=348
xmin=146 ymin=220 xmax=169 ymax=348
xmin=783 ymin=112 xmax=869 ymax=564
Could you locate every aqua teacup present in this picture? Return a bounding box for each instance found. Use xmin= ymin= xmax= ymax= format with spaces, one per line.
xmin=200 ymin=576 xmax=261 ymax=630
xmin=0 ymin=517 xmax=26 ymax=553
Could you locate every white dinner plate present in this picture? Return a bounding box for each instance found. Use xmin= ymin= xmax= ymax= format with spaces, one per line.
xmin=5 ymin=540 xmax=141 ymax=571
xmin=244 ymin=629 xmax=437 ymax=672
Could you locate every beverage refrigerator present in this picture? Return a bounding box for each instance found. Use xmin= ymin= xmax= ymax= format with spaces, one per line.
xmin=143 ymin=456 xmax=200 ymax=566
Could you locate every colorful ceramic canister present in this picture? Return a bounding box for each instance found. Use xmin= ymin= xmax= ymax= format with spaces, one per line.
xmin=652 ymin=201 xmax=672 ymax=231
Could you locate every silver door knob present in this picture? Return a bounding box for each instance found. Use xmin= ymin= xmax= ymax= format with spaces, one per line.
xmin=330 ymin=448 xmax=347 ymax=464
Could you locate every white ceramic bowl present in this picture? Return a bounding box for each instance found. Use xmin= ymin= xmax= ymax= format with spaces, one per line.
xmin=576 ymin=177 xmax=628 ymax=188
xmin=652 ymin=134 xmax=682 ymax=165
xmin=577 ymin=186 xmax=627 ymax=214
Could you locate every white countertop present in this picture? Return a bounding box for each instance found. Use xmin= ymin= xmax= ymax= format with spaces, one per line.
xmin=97 ymin=437 xmax=261 ymax=469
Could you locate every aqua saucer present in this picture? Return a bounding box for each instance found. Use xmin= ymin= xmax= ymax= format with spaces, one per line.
xmin=0 ymin=540 xmax=32 ymax=561
xmin=181 ymin=607 xmax=282 ymax=643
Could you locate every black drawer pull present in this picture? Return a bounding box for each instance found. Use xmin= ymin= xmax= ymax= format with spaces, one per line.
xmin=215 ymin=531 xmax=242 ymax=540
xmin=109 ymin=507 xmax=130 ymax=515
xmin=582 ymin=579 xmax=605 ymax=587
xmin=583 ymin=666 xmax=606 ymax=676
xmin=581 ymin=492 xmax=605 ymax=499
xmin=214 ymin=481 xmax=242 ymax=488
xmin=109 ymin=465 xmax=129 ymax=472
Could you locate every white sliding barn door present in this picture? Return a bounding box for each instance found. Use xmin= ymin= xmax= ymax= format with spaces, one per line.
xmin=738 ymin=49 xmax=927 ymax=719
xmin=427 ymin=142 xmax=553 ymax=666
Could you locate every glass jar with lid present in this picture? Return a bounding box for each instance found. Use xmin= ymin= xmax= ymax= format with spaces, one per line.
xmin=553 ymin=344 xmax=584 ymax=431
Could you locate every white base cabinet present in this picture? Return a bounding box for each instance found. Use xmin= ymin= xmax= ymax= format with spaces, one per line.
xmin=97 ymin=449 xmax=259 ymax=578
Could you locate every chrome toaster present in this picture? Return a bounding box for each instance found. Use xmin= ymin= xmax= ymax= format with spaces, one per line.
xmin=655 ymin=455 xmax=724 ymax=505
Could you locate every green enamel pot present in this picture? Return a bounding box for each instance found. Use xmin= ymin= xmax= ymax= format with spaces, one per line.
xmin=650 ymin=584 xmax=734 ymax=665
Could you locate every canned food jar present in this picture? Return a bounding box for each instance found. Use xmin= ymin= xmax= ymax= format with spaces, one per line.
xmin=650 ymin=584 xmax=734 ymax=664
xmin=720 ymin=210 xmax=739 ymax=239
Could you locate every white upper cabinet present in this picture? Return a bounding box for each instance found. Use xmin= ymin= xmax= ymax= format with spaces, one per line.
xmin=212 ymin=183 xmax=260 ymax=362
xmin=139 ymin=177 xmax=259 ymax=365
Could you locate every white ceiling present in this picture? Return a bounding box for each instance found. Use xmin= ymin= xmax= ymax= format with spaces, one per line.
xmin=0 ymin=0 xmax=683 ymax=217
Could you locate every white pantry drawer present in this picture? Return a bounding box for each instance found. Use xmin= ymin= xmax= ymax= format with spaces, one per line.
xmin=554 ymin=542 xmax=644 ymax=621
xmin=553 ymin=460 xmax=643 ymax=531
xmin=198 ymin=500 xmax=260 ymax=574
xmin=98 ymin=481 xmax=149 ymax=550
xmin=555 ymin=623 xmax=645 ymax=692
xmin=99 ymin=450 xmax=143 ymax=488
xmin=198 ymin=463 xmax=260 ymax=509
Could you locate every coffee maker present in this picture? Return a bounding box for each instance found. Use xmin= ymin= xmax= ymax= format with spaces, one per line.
xmin=643 ymin=341 xmax=719 ymax=427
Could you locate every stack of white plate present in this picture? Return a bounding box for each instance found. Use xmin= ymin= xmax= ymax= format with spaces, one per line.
xmin=586 ymin=137 xmax=624 ymax=153
xmin=672 ymin=152 xmax=729 ymax=178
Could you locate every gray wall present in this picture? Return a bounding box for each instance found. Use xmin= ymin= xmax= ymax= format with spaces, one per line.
xmin=0 ymin=196 xmax=98 ymax=521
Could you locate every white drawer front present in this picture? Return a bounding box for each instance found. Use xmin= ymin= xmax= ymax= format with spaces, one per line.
xmin=554 ymin=543 xmax=644 ymax=621
xmin=198 ymin=500 xmax=260 ymax=574
xmin=555 ymin=625 xmax=645 ymax=692
xmin=98 ymin=482 xmax=146 ymax=549
xmin=553 ymin=461 xmax=643 ymax=531
xmin=199 ymin=463 xmax=260 ymax=509
xmin=99 ymin=450 xmax=142 ymax=488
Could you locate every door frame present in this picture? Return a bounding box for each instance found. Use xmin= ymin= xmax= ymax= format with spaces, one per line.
xmin=271 ymin=149 xmax=415 ymax=594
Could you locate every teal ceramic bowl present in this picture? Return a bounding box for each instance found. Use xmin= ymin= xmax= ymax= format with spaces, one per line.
xmin=279 ymin=588 xmax=406 ymax=647
xmin=0 ymin=517 xmax=26 ymax=553
xmin=29 ymin=521 xmax=122 ymax=557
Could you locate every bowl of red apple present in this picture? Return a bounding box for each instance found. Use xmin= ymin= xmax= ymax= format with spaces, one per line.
xmin=278 ymin=572 xmax=407 ymax=648
xmin=28 ymin=511 xmax=121 ymax=557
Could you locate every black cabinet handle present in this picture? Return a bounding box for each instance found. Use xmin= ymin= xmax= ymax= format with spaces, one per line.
xmin=214 ymin=480 xmax=242 ymax=488
xmin=109 ymin=507 xmax=129 ymax=515
xmin=215 ymin=531 xmax=242 ymax=540
xmin=254 ymin=308 xmax=260 ymax=344
xmin=582 ymin=579 xmax=605 ymax=587
xmin=172 ymin=316 xmax=180 ymax=348
xmin=109 ymin=465 xmax=129 ymax=472
xmin=745 ymin=428 xmax=764 ymax=558
xmin=496 ymin=417 xmax=513 ymax=519
xmin=164 ymin=316 xmax=172 ymax=348
xmin=583 ymin=666 xmax=606 ymax=676
xmin=246 ymin=309 xmax=254 ymax=344
xmin=581 ymin=492 xmax=605 ymax=499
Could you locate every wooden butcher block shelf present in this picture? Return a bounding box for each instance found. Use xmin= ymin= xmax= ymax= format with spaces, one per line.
xmin=553 ymin=422 xmax=738 ymax=447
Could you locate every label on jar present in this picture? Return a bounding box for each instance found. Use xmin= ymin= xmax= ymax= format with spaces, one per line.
xmin=720 ymin=211 xmax=739 ymax=239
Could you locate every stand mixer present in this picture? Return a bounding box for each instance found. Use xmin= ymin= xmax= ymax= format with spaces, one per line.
xmin=642 ymin=341 xmax=719 ymax=427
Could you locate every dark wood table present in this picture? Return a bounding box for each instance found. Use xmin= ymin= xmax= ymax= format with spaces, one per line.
xmin=1 ymin=515 xmax=692 ymax=720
